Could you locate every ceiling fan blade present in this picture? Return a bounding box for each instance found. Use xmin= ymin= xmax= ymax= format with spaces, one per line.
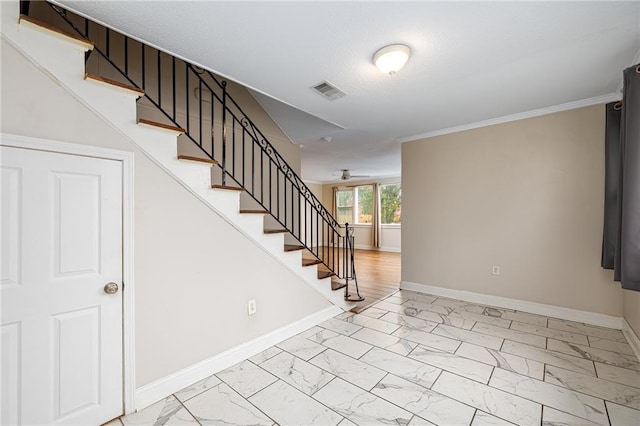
xmin=331 ymin=169 xmax=371 ymax=181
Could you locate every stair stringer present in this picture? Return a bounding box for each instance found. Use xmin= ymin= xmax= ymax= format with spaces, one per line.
xmin=1 ymin=4 xmax=354 ymax=311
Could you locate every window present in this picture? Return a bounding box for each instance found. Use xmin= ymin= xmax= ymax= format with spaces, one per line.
xmin=336 ymin=185 xmax=373 ymax=224
xmin=336 ymin=189 xmax=353 ymax=224
xmin=380 ymin=183 xmax=401 ymax=224
xmin=355 ymin=186 xmax=373 ymax=224
xmin=336 ymin=183 xmax=401 ymax=225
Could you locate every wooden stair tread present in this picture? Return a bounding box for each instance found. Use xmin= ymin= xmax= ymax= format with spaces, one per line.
xmin=19 ymin=15 xmax=94 ymax=50
xmin=211 ymin=184 xmax=244 ymax=191
xmin=85 ymin=73 xmax=144 ymax=96
xmin=302 ymin=258 xmax=322 ymax=267
xmin=239 ymin=209 xmax=268 ymax=214
xmin=264 ymin=229 xmax=288 ymax=234
xmin=317 ymin=270 xmax=335 ymax=280
xmin=177 ymin=155 xmax=217 ymax=165
xmin=350 ymin=303 xmax=373 ymax=315
xmin=331 ymin=280 xmax=347 ymax=291
xmin=284 ymin=244 xmax=305 ymax=252
xmin=137 ymin=118 xmax=184 ymax=133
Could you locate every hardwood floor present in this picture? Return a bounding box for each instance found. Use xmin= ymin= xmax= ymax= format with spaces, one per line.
xmin=347 ymin=249 xmax=401 ymax=313
xmin=302 ymin=248 xmax=401 ymax=312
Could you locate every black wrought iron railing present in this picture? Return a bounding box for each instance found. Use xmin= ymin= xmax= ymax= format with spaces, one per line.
xmin=29 ymin=1 xmax=362 ymax=301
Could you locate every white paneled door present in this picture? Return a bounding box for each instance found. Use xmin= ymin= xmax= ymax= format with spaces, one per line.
xmin=1 ymin=146 xmax=123 ymax=425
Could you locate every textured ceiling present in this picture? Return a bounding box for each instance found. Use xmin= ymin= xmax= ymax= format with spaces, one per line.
xmin=57 ymin=1 xmax=640 ymax=182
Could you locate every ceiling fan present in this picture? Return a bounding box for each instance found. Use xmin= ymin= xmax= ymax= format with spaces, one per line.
xmin=336 ymin=169 xmax=370 ymax=181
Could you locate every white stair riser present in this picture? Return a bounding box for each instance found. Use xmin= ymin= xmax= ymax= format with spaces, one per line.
xmin=15 ymin=20 xmax=87 ymax=79
xmin=281 ymin=251 xmax=303 ymax=266
xmin=234 ymin=215 xmax=268 ymax=236
xmin=136 ymin=137 xmax=214 ymax=193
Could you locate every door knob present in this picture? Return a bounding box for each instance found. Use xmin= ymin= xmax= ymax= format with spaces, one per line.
xmin=104 ymin=282 xmax=119 ymax=294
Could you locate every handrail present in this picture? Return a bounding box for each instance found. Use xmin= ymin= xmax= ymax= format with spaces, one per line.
xmin=39 ymin=1 xmax=359 ymax=294
xmin=199 ymin=69 xmax=340 ymax=229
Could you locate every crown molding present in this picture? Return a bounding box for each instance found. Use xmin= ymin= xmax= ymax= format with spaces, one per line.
xmin=398 ymin=93 xmax=621 ymax=143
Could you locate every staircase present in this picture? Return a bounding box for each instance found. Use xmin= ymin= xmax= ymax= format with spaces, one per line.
xmin=5 ymin=0 xmax=362 ymax=310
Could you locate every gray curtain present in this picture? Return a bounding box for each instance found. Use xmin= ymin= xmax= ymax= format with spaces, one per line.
xmin=602 ymin=63 xmax=640 ymax=291
xmin=601 ymin=102 xmax=621 ymax=269
xmin=372 ymin=183 xmax=380 ymax=248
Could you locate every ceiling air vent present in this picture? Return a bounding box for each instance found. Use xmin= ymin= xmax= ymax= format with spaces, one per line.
xmin=312 ymin=81 xmax=346 ymax=101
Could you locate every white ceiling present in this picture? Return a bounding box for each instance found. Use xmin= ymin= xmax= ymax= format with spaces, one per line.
xmin=58 ymin=1 xmax=640 ymax=183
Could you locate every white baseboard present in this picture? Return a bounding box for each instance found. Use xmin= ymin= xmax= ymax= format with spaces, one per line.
xmin=622 ymin=319 xmax=640 ymax=362
xmin=354 ymin=244 xmax=374 ymax=250
xmin=135 ymin=305 xmax=342 ymax=411
xmin=379 ymin=247 xmax=401 ymax=253
xmin=353 ymin=244 xmax=401 ymax=253
xmin=400 ymin=281 xmax=623 ymax=330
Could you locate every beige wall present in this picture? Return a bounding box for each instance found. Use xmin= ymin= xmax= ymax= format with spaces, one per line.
xmin=624 ymin=290 xmax=640 ymax=337
xmin=1 ymin=39 xmax=331 ymax=386
xmin=402 ymin=105 xmax=623 ymax=316
xmin=305 ymin=182 xmax=324 ymax=202
xmin=322 ymin=178 xmax=402 ymax=252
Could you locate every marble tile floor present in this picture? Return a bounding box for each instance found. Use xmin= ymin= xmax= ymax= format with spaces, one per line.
xmin=113 ymin=290 xmax=640 ymax=426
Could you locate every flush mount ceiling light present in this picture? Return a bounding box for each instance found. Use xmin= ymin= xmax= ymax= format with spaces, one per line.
xmin=373 ymin=44 xmax=411 ymax=76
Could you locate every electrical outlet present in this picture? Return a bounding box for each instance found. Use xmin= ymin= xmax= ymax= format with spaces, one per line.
xmin=247 ymin=299 xmax=257 ymax=316
xmin=492 ymin=265 xmax=501 ymax=275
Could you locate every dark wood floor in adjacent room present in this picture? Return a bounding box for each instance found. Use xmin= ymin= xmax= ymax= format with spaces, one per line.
xmin=347 ymin=249 xmax=401 ymax=313
xmin=303 ymin=248 xmax=401 ymax=313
